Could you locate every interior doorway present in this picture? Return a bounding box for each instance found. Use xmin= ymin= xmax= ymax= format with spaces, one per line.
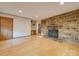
xmin=31 ymin=20 xmax=41 ymax=36
xmin=31 ymin=20 xmax=36 ymax=35
xmin=38 ymin=24 xmax=41 ymax=35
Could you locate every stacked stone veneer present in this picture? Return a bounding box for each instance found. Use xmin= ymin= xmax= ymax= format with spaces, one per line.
xmin=41 ymin=9 xmax=79 ymax=44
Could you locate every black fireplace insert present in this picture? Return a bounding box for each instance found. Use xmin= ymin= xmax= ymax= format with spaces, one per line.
xmin=48 ymin=26 xmax=58 ymax=38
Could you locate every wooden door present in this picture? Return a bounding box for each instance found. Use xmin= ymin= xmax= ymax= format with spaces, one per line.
xmin=0 ymin=16 xmax=13 ymax=41
xmin=5 ymin=17 xmax=13 ymax=39
xmin=31 ymin=30 xmax=36 ymax=35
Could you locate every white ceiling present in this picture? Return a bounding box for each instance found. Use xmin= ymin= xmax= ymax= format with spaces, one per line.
xmin=0 ymin=2 xmax=79 ymax=20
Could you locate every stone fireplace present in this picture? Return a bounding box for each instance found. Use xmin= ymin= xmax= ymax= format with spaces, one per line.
xmin=41 ymin=9 xmax=79 ymax=45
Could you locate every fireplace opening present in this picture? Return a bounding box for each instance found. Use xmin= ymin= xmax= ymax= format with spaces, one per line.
xmin=48 ymin=26 xmax=58 ymax=38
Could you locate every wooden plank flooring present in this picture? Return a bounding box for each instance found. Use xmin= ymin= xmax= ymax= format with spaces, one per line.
xmin=0 ymin=36 xmax=79 ymax=56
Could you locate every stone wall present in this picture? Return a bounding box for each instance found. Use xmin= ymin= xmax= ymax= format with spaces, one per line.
xmin=41 ymin=9 xmax=79 ymax=44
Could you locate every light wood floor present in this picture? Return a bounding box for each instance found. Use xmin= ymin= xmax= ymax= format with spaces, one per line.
xmin=0 ymin=35 xmax=79 ymax=56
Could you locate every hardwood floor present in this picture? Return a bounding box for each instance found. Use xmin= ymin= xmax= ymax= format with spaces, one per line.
xmin=0 ymin=35 xmax=79 ymax=56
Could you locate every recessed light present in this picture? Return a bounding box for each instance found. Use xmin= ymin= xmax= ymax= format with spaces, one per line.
xmin=18 ymin=10 xmax=22 ymax=13
xmin=35 ymin=16 xmax=39 ymax=18
xmin=60 ymin=2 xmax=64 ymax=5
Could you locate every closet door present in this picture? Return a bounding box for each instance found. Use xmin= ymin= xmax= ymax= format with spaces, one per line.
xmin=0 ymin=16 xmax=13 ymax=40
xmin=6 ymin=18 xmax=13 ymax=39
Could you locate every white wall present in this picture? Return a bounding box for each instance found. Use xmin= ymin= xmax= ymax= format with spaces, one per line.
xmin=13 ymin=17 xmax=31 ymax=38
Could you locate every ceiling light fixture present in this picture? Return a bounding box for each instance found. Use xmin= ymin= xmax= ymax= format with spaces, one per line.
xmin=35 ymin=16 xmax=39 ymax=18
xmin=18 ymin=10 xmax=22 ymax=13
xmin=60 ymin=2 xmax=64 ymax=5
